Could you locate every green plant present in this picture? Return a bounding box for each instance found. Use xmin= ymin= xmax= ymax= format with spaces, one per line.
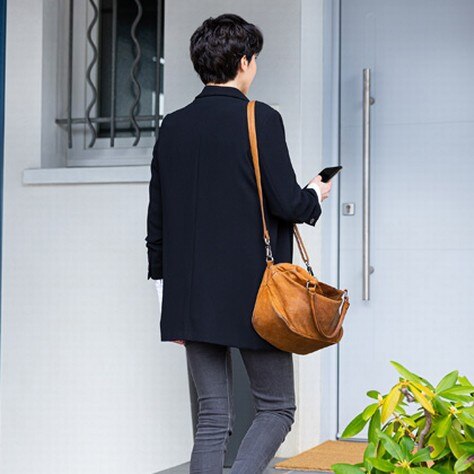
xmin=332 ymin=361 xmax=474 ymax=473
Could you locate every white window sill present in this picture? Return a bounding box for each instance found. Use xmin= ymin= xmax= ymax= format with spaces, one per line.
xmin=22 ymin=165 xmax=151 ymax=185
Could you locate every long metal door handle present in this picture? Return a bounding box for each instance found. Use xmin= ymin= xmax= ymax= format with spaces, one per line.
xmin=362 ymin=68 xmax=375 ymax=300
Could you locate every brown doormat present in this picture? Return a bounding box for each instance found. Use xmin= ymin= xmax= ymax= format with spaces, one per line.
xmin=274 ymin=440 xmax=367 ymax=472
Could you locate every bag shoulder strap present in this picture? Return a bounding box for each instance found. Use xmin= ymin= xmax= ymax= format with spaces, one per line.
xmin=246 ymin=100 xmax=313 ymax=270
xmin=246 ymin=101 xmax=271 ymax=245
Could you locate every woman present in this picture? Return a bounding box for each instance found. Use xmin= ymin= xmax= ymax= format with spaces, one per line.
xmin=145 ymin=13 xmax=332 ymax=474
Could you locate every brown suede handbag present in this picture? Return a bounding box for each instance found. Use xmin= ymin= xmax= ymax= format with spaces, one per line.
xmin=247 ymin=100 xmax=350 ymax=355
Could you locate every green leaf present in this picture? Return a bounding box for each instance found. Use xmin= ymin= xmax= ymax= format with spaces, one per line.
xmin=363 ymin=441 xmax=376 ymax=457
xmin=431 ymin=447 xmax=451 ymax=462
xmin=437 ymin=386 xmax=474 ymax=403
xmin=362 ymin=403 xmax=380 ymax=421
xmin=363 ymin=442 xmax=377 ymax=471
xmin=458 ymin=375 xmax=474 ymax=387
xmin=428 ymin=435 xmax=447 ymax=459
xmin=453 ymin=452 xmax=474 ymax=472
xmin=390 ymin=361 xmax=423 ymax=384
xmin=440 ymin=393 xmax=473 ymax=403
xmin=431 ymin=467 xmax=454 ymax=474
xmin=410 ymin=447 xmax=432 ymax=464
xmin=400 ymin=436 xmax=415 ymax=458
xmin=331 ymin=463 xmax=366 ymax=474
xmin=393 ymin=468 xmax=410 ymax=474
xmin=419 ymin=375 xmax=435 ymax=390
xmin=459 ymin=413 xmax=474 ymax=428
xmin=376 ymin=429 xmax=404 ymax=461
xmin=447 ymin=428 xmax=467 ymax=459
xmin=400 ymin=415 xmax=418 ymax=428
xmin=465 ymin=424 xmax=474 ymax=441
xmin=435 ymin=370 xmax=459 ymax=393
xmin=368 ymin=409 xmax=381 ymax=444
xmin=411 ymin=468 xmax=436 ymax=473
xmin=341 ymin=412 xmax=369 ymax=439
xmin=367 ymin=390 xmax=381 ymax=400
xmin=394 ymin=404 xmax=408 ymax=416
xmin=366 ymin=457 xmax=395 ymax=472
xmin=436 ymin=415 xmax=453 ymax=438
xmin=378 ymin=442 xmax=387 ymax=458
xmin=432 ymin=398 xmax=451 ymax=416
xmin=385 ymin=422 xmax=395 ymax=436
xmin=438 ymin=386 xmax=474 ymax=397
xmin=382 ymin=384 xmax=403 ymax=423
xmin=460 ymin=441 xmax=474 ymax=453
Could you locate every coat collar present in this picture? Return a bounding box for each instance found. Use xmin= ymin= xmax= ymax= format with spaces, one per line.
xmin=195 ymin=85 xmax=249 ymax=102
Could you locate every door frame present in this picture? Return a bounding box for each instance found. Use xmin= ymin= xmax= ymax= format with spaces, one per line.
xmin=321 ymin=0 xmax=375 ymax=442
xmin=0 ymin=0 xmax=6 ymax=380
xmin=320 ymin=0 xmax=343 ymax=441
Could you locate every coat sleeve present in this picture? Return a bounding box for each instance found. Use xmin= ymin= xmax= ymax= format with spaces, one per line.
xmin=256 ymin=107 xmax=322 ymax=226
xmin=145 ymin=119 xmax=167 ymax=280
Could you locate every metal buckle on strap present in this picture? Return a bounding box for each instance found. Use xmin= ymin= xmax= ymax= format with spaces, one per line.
xmin=265 ymin=245 xmax=274 ymax=262
xmin=264 ymin=236 xmax=274 ymax=262
xmin=306 ymin=280 xmax=317 ymax=290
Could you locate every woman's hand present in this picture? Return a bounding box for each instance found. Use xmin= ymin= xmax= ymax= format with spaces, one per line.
xmin=172 ymin=339 xmax=186 ymax=345
xmin=309 ymin=175 xmax=332 ymax=201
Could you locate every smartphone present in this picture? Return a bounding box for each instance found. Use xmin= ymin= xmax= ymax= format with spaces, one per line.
xmin=318 ymin=166 xmax=343 ymax=183
xmin=303 ymin=166 xmax=343 ymax=188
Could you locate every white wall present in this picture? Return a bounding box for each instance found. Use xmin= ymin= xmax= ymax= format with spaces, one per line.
xmin=0 ymin=0 xmax=327 ymax=472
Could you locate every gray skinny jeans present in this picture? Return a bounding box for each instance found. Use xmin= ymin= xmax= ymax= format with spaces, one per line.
xmin=185 ymin=340 xmax=296 ymax=473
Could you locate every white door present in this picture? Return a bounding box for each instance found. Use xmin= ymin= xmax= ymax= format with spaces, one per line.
xmin=338 ymin=0 xmax=474 ymax=438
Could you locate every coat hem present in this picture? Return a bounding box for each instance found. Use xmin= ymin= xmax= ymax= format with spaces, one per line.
xmin=161 ymin=334 xmax=282 ymax=351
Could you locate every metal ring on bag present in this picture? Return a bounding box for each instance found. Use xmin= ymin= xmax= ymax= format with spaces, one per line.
xmin=306 ymin=280 xmax=317 ymax=290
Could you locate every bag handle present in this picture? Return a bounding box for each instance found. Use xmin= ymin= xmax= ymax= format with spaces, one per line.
xmin=309 ymin=288 xmax=350 ymax=339
xmin=246 ymin=100 xmax=314 ymax=272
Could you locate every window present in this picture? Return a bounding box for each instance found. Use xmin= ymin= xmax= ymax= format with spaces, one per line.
xmin=55 ymin=0 xmax=165 ymax=167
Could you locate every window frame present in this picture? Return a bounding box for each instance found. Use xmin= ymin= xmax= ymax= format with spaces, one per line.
xmin=58 ymin=0 xmax=164 ymax=168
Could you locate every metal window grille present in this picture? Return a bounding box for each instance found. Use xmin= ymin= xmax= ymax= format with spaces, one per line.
xmin=56 ymin=0 xmax=164 ymax=150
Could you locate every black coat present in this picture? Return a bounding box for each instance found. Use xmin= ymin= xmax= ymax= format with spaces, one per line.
xmin=145 ymin=85 xmax=322 ymax=350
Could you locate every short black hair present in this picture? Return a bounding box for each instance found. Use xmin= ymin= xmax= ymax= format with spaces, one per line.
xmin=190 ymin=13 xmax=264 ymax=84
